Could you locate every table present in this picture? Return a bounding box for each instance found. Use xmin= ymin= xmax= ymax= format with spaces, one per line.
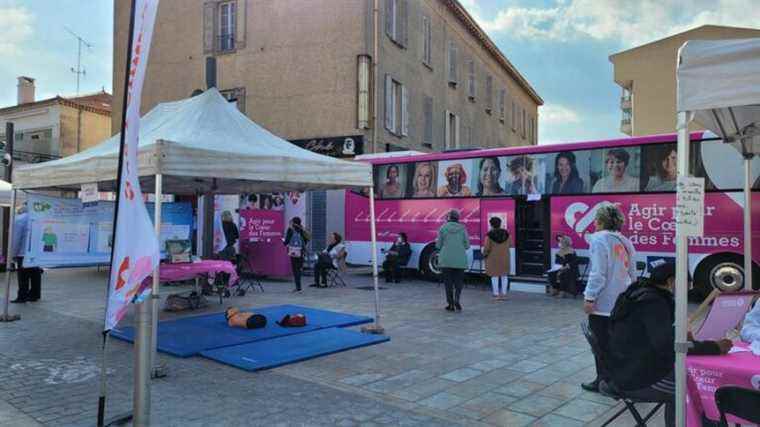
xmin=686 ymin=341 xmax=760 ymax=425
xmin=155 ymin=260 xmax=239 ymax=287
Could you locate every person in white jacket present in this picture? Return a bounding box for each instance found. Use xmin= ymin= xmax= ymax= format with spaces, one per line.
xmin=582 ymin=203 xmax=637 ymax=393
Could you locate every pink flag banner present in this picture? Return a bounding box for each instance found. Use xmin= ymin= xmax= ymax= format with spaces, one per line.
xmin=104 ymin=0 xmax=161 ymax=331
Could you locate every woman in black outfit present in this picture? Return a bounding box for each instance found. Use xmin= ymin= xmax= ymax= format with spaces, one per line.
xmin=283 ymin=217 xmax=310 ymax=292
xmin=382 ymin=232 xmax=412 ymax=283
xmin=220 ymin=211 xmax=239 ymax=260
xmin=312 ymin=232 xmax=346 ymax=288
xmin=548 ymin=234 xmax=579 ymax=297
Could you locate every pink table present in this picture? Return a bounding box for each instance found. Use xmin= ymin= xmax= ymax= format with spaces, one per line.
xmin=686 ymin=341 xmax=760 ymax=426
xmin=152 ymin=260 xmax=239 ymax=287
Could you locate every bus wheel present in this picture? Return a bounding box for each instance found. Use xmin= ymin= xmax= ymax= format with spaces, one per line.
xmin=419 ymin=245 xmax=442 ymax=282
xmin=694 ymin=254 xmax=759 ymax=297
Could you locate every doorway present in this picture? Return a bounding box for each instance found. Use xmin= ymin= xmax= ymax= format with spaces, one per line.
xmin=515 ymin=198 xmax=550 ymax=276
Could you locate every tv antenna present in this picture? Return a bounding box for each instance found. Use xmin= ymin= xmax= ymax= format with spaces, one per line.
xmin=65 ymin=27 xmax=93 ymax=95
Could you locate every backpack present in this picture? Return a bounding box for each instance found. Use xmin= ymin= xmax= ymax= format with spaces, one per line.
xmin=287 ymin=230 xmax=304 ymax=258
xmin=277 ymin=313 xmax=307 ymax=327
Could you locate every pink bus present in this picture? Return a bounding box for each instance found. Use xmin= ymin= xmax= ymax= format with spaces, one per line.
xmin=345 ymin=132 xmax=760 ymax=297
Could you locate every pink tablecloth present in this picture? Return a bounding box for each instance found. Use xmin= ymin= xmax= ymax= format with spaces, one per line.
xmin=154 ymin=260 xmax=238 ymax=286
xmin=686 ymin=341 xmax=760 ymax=426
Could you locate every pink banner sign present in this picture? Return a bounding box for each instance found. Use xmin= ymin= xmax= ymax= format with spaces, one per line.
xmin=550 ymin=193 xmax=760 ymax=259
xmin=239 ymin=210 xmax=290 ymax=276
xmin=345 ymin=192 xmax=481 ymax=245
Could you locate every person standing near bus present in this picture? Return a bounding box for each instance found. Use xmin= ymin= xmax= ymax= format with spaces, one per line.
xmin=482 ymin=216 xmax=510 ymax=300
xmin=284 ymin=217 xmax=310 ymax=293
xmin=436 ymin=209 xmax=470 ymax=311
xmin=592 ymin=149 xmax=639 ymax=193
xmin=412 ymin=162 xmax=436 ymax=198
xmin=582 ymin=203 xmax=637 ymax=392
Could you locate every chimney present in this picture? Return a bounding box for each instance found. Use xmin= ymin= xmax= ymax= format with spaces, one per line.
xmin=17 ymin=76 xmax=35 ymax=105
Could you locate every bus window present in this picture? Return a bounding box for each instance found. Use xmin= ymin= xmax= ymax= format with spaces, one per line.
xmin=410 ymin=161 xmax=438 ymax=198
xmin=504 ymin=155 xmax=545 ymax=195
xmin=437 ymin=159 xmax=474 ymax=197
xmin=642 ymin=143 xmax=677 ymax=192
xmin=545 ymin=150 xmax=590 ymax=194
xmin=590 ymin=147 xmax=641 ymax=193
xmin=375 ymin=163 xmax=408 ymax=199
xmin=473 ymin=156 xmax=508 ymax=197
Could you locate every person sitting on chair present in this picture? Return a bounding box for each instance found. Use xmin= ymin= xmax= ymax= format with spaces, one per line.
xmin=225 ymin=307 xmax=267 ymax=329
xmin=382 ymin=233 xmax=411 ymax=283
xmin=312 ymin=232 xmax=345 ymax=288
xmin=548 ymin=234 xmax=579 ymax=297
xmin=606 ymin=261 xmax=732 ymax=427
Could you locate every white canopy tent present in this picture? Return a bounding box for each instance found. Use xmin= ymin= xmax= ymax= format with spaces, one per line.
xmin=675 ymin=38 xmax=760 ymax=426
xmin=3 ymin=89 xmax=384 ymax=370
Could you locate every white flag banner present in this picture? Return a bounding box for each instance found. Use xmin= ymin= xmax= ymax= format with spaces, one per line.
xmin=105 ymin=0 xmax=161 ymax=331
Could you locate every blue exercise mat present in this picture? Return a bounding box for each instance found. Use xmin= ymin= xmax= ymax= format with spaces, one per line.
xmin=110 ymin=304 xmax=373 ymax=357
xmin=200 ymin=327 xmax=389 ymax=371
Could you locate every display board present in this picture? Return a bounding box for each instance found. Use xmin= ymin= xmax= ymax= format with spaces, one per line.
xmin=23 ymin=194 xmax=192 ymax=267
xmin=239 ymin=209 xmax=291 ymax=276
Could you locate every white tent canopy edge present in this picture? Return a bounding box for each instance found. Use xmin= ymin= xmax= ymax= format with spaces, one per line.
xmin=675 ymin=38 xmax=760 ymax=426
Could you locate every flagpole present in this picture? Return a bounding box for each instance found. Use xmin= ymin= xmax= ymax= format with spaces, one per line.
xmin=150 ymin=173 xmax=165 ymax=378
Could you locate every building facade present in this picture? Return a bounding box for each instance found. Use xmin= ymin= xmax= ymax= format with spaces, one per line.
xmin=112 ymin=0 xmax=542 ymax=153
xmin=610 ymin=25 xmax=760 ymax=136
xmin=0 ymin=77 xmax=113 ymax=168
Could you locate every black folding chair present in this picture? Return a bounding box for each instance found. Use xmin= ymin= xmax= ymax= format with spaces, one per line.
xmin=715 ymin=386 xmax=760 ymax=427
xmin=326 ymin=250 xmax=348 ymax=288
xmin=580 ymin=322 xmax=664 ymax=426
xmin=233 ymin=253 xmax=265 ymax=295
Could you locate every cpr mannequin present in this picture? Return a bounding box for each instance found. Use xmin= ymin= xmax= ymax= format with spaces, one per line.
xmin=225 ymin=307 xmax=267 ymax=329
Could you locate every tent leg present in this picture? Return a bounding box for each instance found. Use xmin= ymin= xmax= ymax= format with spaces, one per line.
xmin=744 ymin=155 xmax=753 ymax=291
xmin=674 ymin=111 xmax=691 ymax=427
xmin=151 ymin=174 xmax=166 ymax=378
xmin=362 ymin=185 xmax=384 ymax=335
xmin=0 ymin=189 xmax=19 ymax=322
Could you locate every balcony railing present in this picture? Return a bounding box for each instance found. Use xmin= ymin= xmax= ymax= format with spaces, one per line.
xmin=620 ymin=118 xmax=632 ymax=135
xmin=620 ymin=96 xmax=632 ymax=109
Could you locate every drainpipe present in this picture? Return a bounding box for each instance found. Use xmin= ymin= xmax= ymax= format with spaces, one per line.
xmin=371 ymin=0 xmax=379 ymax=154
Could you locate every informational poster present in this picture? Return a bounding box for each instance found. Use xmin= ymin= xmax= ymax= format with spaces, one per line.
xmin=675 ymin=176 xmax=705 ymax=237
xmin=24 ymin=194 xmax=193 ymax=267
xmin=239 ymin=209 xmax=290 ymax=276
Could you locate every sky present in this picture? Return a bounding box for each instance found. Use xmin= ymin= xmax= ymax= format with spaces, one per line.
xmin=2 ymin=0 xmax=759 ymax=144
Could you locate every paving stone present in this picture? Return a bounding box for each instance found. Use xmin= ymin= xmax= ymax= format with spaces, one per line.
xmin=537 ymin=382 xmax=584 ymax=401
xmin=554 ymin=398 xmax=613 ymax=422
xmin=417 ymin=391 xmax=468 ymax=410
xmin=509 ymin=395 xmax=565 ymax=417
xmin=484 ymin=409 xmax=537 ymax=427
xmin=493 ymin=380 xmax=547 ymax=398
xmin=439 ymin=368 xmax=483 ymax=383
xmin=508 ymin=360 xmax=549 ymax=373
xmin=456 ymin=393 xmax=517 ymax=419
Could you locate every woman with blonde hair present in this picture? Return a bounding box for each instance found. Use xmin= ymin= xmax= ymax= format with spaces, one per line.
xmin=548 ymin=234 xmax=579 ymax=297
xmin=412 ymin=162 xmax=436 ymax=198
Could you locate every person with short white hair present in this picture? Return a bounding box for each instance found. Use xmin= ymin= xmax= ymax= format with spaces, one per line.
xmin=436 ymin=209 xmax=470 ymax=311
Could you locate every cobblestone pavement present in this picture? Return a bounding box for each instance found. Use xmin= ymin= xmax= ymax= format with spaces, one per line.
xmin=0 ymin=267 xmax=668 ymax=426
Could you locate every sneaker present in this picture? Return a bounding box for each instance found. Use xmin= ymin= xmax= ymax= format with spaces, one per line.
xmin=581 ymin=379 xmax=600 ymax=392
xmin=454 ymin=303 xmax=462 ymax=311
xmin=445 ymin=305 xmax=455 ymax=311
xmin=10 ymin=298 xmax=27 ymax=304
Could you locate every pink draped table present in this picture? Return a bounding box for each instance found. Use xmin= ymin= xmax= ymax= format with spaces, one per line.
xmin=686 ymin=341 xmax=760 ymax=426
xmin=145 ymin=260 xmax=239 ymax=287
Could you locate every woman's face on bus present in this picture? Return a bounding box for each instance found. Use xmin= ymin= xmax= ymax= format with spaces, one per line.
xmin=557 ymin=157 xmax=572 ymax=180
xmin=447 ymin=169 xmax=462 ymax=191
xmin=663 ymin=150 xmax=677 ymax=179
xmin=480 ymin=159 xmax=500 ymax=190
xmin=387 ymin=167 xmax=399 ymax=183
xmin=606 ymin=154 xmax=627 ymax=178
xmin=513 ymin=166 xmax=529 ymax=181
xmin=415 ymin=165 xmax=433 ymax=191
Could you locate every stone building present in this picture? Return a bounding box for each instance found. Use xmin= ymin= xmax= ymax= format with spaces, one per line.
xmin=113 ymin=0 xmax=542 ymax=154
xmin=610 ymin=25 xmax=760 ymax=136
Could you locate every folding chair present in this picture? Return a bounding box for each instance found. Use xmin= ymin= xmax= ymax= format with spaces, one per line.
xmin=716 ymin=386 xmax=760 ymax=427
xmin=232 ymin=253 xmax=265 ymax=296
xmin=581 ymin=322 xmax=664 ymax=426
xmin=692 ymin=291 xmax=758 ymax=341
xmin=326 ymin=249 xmax=348 ymax=288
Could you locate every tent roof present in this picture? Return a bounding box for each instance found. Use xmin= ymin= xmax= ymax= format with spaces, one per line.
xmin=677 ymin=38 xmax=760 ymax=154
xmin=13 ymin=89 xmax=372 ymax=194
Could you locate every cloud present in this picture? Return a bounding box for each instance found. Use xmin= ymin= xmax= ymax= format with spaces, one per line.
xmin=465 ymin=0 xmax=760 ymax=47
xmin=0 ymin=6 xmax=33 ymax=56
xmin=540 ymin=104 xmax=581 ymax=125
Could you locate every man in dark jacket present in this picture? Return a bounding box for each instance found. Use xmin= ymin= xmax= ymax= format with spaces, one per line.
xmin=606 ymin=261 xmax=732 ymax=427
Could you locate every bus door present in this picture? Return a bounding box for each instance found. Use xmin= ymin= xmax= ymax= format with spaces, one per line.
xmin=479 ymin=198 xmax=516 ymax=275
xmin=515 ymin=197 xmax=550 ymax=277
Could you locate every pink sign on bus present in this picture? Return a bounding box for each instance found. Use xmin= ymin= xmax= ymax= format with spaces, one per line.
xmin=345 ymin=192 xmax=482 ymax=244
xmin=551 ymin=192 xmax=760 ymax=259
xmin=239 ymin=209 xmax=290 ymax=276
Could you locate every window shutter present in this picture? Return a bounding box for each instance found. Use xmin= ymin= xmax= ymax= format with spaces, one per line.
xmin=511 ymin=101 xmax=516 ymax=131
xmin=423 ymin=96 xmax=433 ymax=145
xmin=444 ymin=110 xmax=451 ymax=149
xmin=468 ymin=60 xmax=475 ymax=99
xmin=499 ymin=89 xmax=505 ymax=120
xmin=401 ymin=85 xmax=409 ymax=136
xmin=399 ymin=0 xmax=408 ymax=47
xmin=235 ymin=0 xmax=246 ymax=49
xmin=230 ymin=1 xmax=237 ymax=50
xmin=454 ymin=114 xmax=461 ymax=148
xmin=422 ymin=15 xmax=431 ymax=64
xmin=385 ymin=0 xmax=394 ymax=39
xmin=448 ymin=42 xmax=458 ymax=84
xmin=203 ymin=1 xmax=217 ymax=53
xmin=385 ymin=74 xmax=393 ymax=131
xmin=485 ymin=75 xmax=493 ymax=112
